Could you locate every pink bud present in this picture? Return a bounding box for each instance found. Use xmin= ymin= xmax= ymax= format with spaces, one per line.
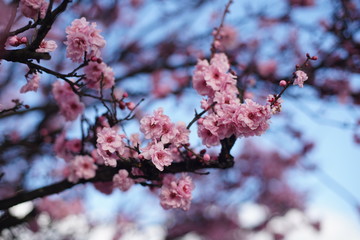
xmin=122 ymin=92 xmax=129 ymax=98
xmin=119 ymin=101 xmax=126 ymax=110
xmin=198 ymin=118 xmax=204 ymax=124
xmin=279 ymin=80 xmax=287 ymax=87
xmin=203 ymin=154 xmax=211 ymax=162
xmin=90 ymin=56 xmax=98 ymax=62
xmin=126 ymin=102 xmax=135 ymax=111
xmin=8 ymin=36 xmax=19 ymax=46
xmin=20 ymin=37 xmax=28 ymax=44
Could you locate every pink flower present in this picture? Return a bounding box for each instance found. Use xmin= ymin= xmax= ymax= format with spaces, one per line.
xmin=96 ymin=148 xmax=118 ymax=167
xmin=140 ymin=141 xmax=173 ymax=171
xmin=113 ymin=170 xmax=134 ymax=191
xmin=65 ymin=17 xmax=106 ymax=62
xmin=171 ymin=122 xmax=190 ymax=146
xmin=192 ymin=53 xmax=236 ymax=97
xmin=52 ymin=80 xmax=73 ymax=101
xmin=192 ymin=59 xmax=214 ymax=96
xmin=217 ymin=25 xmax=238 ymax=50
xmin=140 ymin=108 xmax=174 ymax=143
xmin=160 ymin=174 xmax=194 ymax=211
xmin=58 ymin=94 xmax=85 ymax=121
xmin=97 ymin=127 xmax=125 ymax=153
xmin=83 ymin=61 xmax=115 ymax=90
xmin=52 ymin=80 xmax=84 ymax=121
xmin=36 ymin=40 xmax=57 ymax=53
xmin=67 ymin=155 xmax=97 ymax=183
xmin=293 ymin=70 xmax=308 ymax=88
xmin=20 ymin=72 xmax=40 ymax=93
xmin=210 ymin=53 xmax=230 ymax=73
xmin=96 ymin=127 xmax=125 ymax=167
xmin=20 ymin=0 xmax=48 ymax=20
xmin=197 ymin=114 xmax=221 ymax=147
xmin=234 ymin=99 xmax=271 ymax=137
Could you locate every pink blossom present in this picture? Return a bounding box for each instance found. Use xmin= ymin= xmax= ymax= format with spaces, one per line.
xmin=96 ymin=127 xmax=125 ymax=153
xmin=234 ymin=99 xmax=271 ymax=137
xmin=113 ymin=170 xmax=134 ymax=191
xmin=65 ymin=17 xmax=106 ymax=62
xmin=20 ymin=73 xmax=40 ymax=93
xmin=53 ymin=135 xmax=81 ymax=163
xmin=67 ymin=155 xmax=97 ymax=183
xmin=96 ymin=127 xmax=125 ymax=167
xmin=171 ymin=122 xmax=190 ymax=146
xmin=192 ymin=59 xmax=214 ymax=96
xmin=140 ymin=108 xmax=174 ymax=142
xmin=52 ymin=80 xmax=73 ymax=101
xmin=140 ymin=141 xmax=173 ymax=171
xmin=83 ymin=61 xmax=115 ymax=90
xmin=52 ymin=80 xmax=84 ymax=121
xmin=65 ymin=139 xmax=82 ymax=153
xmin=293 ymin=70 xmax=308 ymax=88
xmin=96 ymin=148 xmax=118 ymax=167
xmin=218 ymin=25 xmax=238 ymax=50
xmin=160 ymin=174 xmax=194 ymax=211
xmin=210 ymin=53 xmax=230 ymax=73
xmin=20 ymin=0 xmax=48 ymax=20
xmin=36 ymin=40 xmax=57 ymax=53
xmin=58 ymin=94 xmax=85 ymax=121
xmin=197 ymin=114 xmax=221 ymax=147
xmin=192 ymin=53 xmax=236 ymax=97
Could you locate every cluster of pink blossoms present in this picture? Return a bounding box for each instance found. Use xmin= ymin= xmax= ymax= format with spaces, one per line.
xmin=160 ymin=174 xmax=194 ymax=211
xmin=20 ymin=0 xmax=48 ymax=20
xmin=67 ymin=155 xmax=97 ymax=183
xmin=64 ymin=17 xmax=106 ymax=63
xmin=96 ymin=127 xmax=126 ymax=167
xmin=139 ymin=108 xmax=190 ymax=171
xmin=52 ymin=80 xmax=85 ymax=121
xmin=20 ymin=72 xmax=40 ymax=93
xmin=193 ymin=53 xmax=272 ymax=147
xmin=83 ymin=61 xmax=115 ymax=90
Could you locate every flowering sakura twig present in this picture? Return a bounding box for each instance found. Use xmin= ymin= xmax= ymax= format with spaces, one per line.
xmin=271 ymin=53 xmax=318 ymax=107
xmin=211 ymin=0 xmax=234 ymax=55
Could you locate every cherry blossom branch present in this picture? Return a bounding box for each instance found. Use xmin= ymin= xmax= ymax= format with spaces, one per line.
xmin=28 ymin=0 xmax=71 ymax=51
xmin=0 ymin=150 xmax=235 ymax=210
xmin=271 ymin=54 xmax=317 ymax=106
xmin=210 ymin=0 xmax=234 ymax=55
xmin=0 ymin=1 xmax=72 ymax=62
